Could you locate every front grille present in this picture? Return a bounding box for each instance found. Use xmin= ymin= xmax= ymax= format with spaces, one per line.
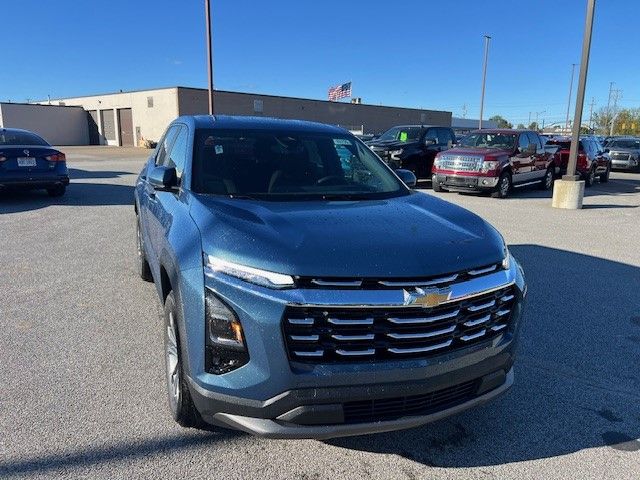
xmin=295 ymin=262 xmax=503 ymax=290
xmin=438 ymin=155 xmax=483 ymax=172
xmin=283 ymin=285 xmax=516 ymax=363
xmin=611 ymin=153 xmax=630 ymax=161
xmin=343 ymin=379 xmax=478 ymax=423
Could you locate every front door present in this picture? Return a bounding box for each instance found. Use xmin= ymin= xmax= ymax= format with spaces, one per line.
xmin=117 ymin=108 xmax=134 ymax=146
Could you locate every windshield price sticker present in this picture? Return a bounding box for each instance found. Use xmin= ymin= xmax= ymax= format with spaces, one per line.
xmin=215 ymin=145 xmax=224 ymax=154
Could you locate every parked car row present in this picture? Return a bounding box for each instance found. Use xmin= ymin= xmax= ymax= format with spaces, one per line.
xmin=367 ymin=125 xmax=632 ymax=199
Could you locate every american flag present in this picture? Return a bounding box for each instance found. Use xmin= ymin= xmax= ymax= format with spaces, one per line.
xmin=328 ymin=82 xmax=352 ymax=101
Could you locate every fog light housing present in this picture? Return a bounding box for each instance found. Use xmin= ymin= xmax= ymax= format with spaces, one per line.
xmin=205 ymin=289 xmax=249 ymax=374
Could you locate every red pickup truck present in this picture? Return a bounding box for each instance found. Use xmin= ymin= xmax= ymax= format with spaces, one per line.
xmin=431 ymin=129 xmax=556 ymax=198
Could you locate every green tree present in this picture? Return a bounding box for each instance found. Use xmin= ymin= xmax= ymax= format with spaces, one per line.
xmin=528 ymin=122 xmax=539 ymax=131
xmin=516 ymin=123 xmax=526 ymax=129
xmin=489 ymin=115 xmax=513 ymax=129
xmin=592 ymin=107 xmax=640 ymax=136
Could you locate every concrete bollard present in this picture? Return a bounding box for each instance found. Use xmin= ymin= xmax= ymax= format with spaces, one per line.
xmin=552 ymin=179 xmax=585 ymax=210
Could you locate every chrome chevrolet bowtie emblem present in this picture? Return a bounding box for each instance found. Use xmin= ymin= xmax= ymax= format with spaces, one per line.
xmin=403 ymin=286 xmax=453 ymax=308
xmin=23 ymin=149 xmax=29 ymax=156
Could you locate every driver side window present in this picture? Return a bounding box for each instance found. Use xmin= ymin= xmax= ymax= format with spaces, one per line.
xmin=155 ymin=125 xmax=180 ymax=166
xmin=518 ymin=133 xmax=529 ymax=151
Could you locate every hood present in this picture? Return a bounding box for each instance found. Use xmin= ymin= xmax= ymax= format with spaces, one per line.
xmin=190 ymin=192 xmax=505 ymax=278
xmin=441 ymin=147 xmax=513 ymax=157
xmin=367 ymin=139 xmax=420 ymax=150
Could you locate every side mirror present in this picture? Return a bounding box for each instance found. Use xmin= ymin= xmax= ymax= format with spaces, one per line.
xmin=148 ymin=165 xmax=178 ymax=191
xmin=395 ymin=169 xmax=417 ymax=188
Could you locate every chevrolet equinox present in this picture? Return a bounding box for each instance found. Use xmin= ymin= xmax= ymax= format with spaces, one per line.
xmin=134 ymin=115 xmax=526 ymax=439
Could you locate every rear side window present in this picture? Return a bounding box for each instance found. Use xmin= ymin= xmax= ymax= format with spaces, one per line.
xmin=0 ymin=131 xmax=49 ymax=146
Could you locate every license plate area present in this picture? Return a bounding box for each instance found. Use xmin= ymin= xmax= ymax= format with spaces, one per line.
xmin=17 ymin=157 xmax=37 ymax=167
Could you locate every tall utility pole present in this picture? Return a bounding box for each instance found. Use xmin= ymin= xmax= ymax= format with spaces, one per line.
xmin=606 ymin=81 xmax=614 ymax=115
xmin=462 ymin=103 xmax=467 ymax=119
xmin=478 ymin=35 xmax=491 ymax=130
xmin=588 ymin=97 xmax=596 ymax=130
xmin=565 ymin=63 xmax=577 ymax=131
xmin=564 ymin=0 xmax=596 ymax=180
xmin=528 ymin=112 xmax=531 ymax=126
xmin=553 ymin=0 xmax=596 ymax=210
xmin=609 ymin=89 xmax=622 ymax=136
xmin=205 ymin=0 xmax=214 ymax=115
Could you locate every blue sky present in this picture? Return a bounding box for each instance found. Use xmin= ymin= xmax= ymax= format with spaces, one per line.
xmin=1 ymin=0 xmax=638 ymax=126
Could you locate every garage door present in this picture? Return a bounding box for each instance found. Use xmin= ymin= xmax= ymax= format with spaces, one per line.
xmin=100 ymin=110 xmax=116 ymax=142
xmin=117 ymin=108 xmax=134 ymax=146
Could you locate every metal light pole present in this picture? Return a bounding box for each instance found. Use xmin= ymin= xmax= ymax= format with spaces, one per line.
xmin=535 ymin=110 xmax=546 ymax=130
xmin=552 ymin=0 xmax=596 ymax=210
xmin=565 ymin=0 xmax=596 ymax=180
xmin=565 ymin=63 xmax=577 ymax=131
xmin=205 ymin=0 xmax=214 ymax=115
xmin=478 ymin=35 xmax=491 ymax=130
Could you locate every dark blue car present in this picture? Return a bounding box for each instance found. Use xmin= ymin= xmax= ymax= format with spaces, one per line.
xmin=0 ymin=128 xmax=69 ymax=196
xmin=134 ymin=115 xmax=526 ymax=439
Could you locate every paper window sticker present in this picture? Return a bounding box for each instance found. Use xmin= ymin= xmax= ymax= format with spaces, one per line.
xmin=215 ymin=145 xmax=224 ymax=154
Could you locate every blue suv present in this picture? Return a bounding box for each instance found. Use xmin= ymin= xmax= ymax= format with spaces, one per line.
xmin=134 ymin=115 xmax=526 ymax=439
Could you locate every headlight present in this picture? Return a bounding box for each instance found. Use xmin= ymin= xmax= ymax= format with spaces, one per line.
xmin=502 ymin=245 xmax=511 ymax=270
xmin=205 ymin=255 xmax=294 ymax=289
xmin=481 ymin=160 xmax=499 ymax=173
xmin=434 ymin=157 xmax=442 ymax=167
xmin=205 ymin=290 xmax=249 ymax=374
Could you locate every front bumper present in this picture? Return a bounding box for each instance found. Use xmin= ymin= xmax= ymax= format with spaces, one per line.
xmin=432 ymin=173 xmax=499 ymax=191
xmin=611 ymin=158 xmax=639 ymax=170
xmin=180 ymin=256 xmax=526 ymax=439
xmin=192 ymin=367 xmax=513 ymax=439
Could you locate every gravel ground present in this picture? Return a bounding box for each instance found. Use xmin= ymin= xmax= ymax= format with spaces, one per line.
xmin=0 ymin=146 xmax=638 ymax=479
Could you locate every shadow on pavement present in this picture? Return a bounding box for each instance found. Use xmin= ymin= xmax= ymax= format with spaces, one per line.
xmin=0 ymin=431 xmax=241 ymax=477
xmin=328 ymin=245 xmax=640 ymax=467
xmin=0 ymin=171 xmax=136 ymax=214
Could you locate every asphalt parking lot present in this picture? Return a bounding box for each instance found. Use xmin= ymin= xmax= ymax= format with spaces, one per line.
xmin=0 ymin=146 xmax=639 ymax=479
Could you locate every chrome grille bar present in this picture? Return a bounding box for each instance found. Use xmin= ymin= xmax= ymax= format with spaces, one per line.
xmin=328 ymin=317 xmax=374 ymax=326
xmin=460 ymin=329 xmax=487 ymax=342
xmin=378 ymin=274 xmax=459 ymax=287
xmin=332 ymin=333 xmax=375 ymax=341
xmin=336 ymin=348 xmax=375 ymax=356
xmin=387 ymin=309 xmax=459 ymax=324
xmin=388 ymin=340 xmax=453 ymax=354
xmin=467 ymin=300 xmax=496 ymax=312
xmin=463 ymin=315 xmax=491 ymax=327
xmin=386 ymin=325 xmax=456 ymax=339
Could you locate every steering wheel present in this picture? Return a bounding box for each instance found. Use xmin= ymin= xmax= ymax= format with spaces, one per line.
xmin=316 ymin=175 xmax=346 ymax=186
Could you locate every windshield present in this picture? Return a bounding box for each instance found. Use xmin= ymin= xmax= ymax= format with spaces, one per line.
xmin=378 ymin=126 xmax=423 ymax=142
xmin=192 ymin=129 xmax=409 ymax=200
xmin=608 ymin=139 xmax=640 ymax=149
xmin=0 ymin=130 xmax=49 ymax=146
xmin=459 ymin=132 xmax=517 ymax=149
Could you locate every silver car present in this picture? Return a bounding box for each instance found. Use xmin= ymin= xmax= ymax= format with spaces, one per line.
xmin=606 ymin=137 xmax=640 ymax=171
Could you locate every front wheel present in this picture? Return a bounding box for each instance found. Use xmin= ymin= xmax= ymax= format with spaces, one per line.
xmin=491 ymin=172 xmax=511 ymax=198
xmin=164 ymin=292 xmax=204 ymax=429
xmin=431 ymin=175 xmax=444 ymax=192
xmin=585 ymin=167 xmax=596 ymax=187
xmin=539 ymin=167 xmax=554 ymax=190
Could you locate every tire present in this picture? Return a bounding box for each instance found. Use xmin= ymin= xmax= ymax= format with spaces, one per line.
xmin=164 ymin=291 xmax=205 ymax=429
xmin=599 ymin=164 xmax=611 ymax=183
xmin=539 ymin=167 xmax=554 ymax=190
xmin=491 ymin=172 xmax=511 ymax=198
xmin=136 ymin=216 xmax=153 ymax=282
xmin=47 ymin=185 xmax=66 ymax=197
xmin=431 ymin=175 xmax=444 ymax=192
xmin=584 ymin=166 xmax=596 ymax=187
